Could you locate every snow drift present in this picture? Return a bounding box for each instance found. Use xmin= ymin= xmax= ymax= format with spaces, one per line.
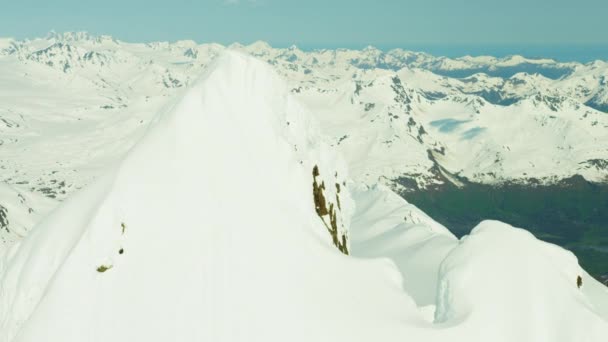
xmin=0 ymin=51 xmax=607 ymax=342
xmin=349 ymin=184 xmax=458 ymax=308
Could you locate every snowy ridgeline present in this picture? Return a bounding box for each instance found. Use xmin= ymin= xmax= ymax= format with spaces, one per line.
xmin=0 ymin=51 xmax=607 ymax=342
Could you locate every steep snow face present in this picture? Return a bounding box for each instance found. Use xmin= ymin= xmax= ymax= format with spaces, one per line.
xmin=1 ymin=51 xmax=607 ymax=342
xmin=350 ymin=184 xmax=458 ymax=307
xmin=0 ymin=51 xmax=362 ymax=342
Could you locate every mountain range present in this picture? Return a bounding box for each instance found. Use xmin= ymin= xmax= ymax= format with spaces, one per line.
xmin=1 ymin=32 xmax=607 ymax=243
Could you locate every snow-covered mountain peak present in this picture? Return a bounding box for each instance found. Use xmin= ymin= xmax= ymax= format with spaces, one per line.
xmin=496 ymin=54 xmax=556 ymax=66
xmin=0 ymin=50 xmax=358 ymax=341
xmin=172 ymin=39 xmax=197 ymax=48
xmin=227 ymin=42 xmax=245 ymax=50
xmin=24 ymin=41 xmax=122 ymax=72
xmin=44 ymin=31 xmax=118 ymax=46
xmin=362 ymin=45 xmax=381 ymax=53
xmin=247 ymin=40 xmax=272 ymax=52
xmin=459 ymin=55 xmax=498 ymax=64
xmin=45 ymin=30 xmax=92 ymax=42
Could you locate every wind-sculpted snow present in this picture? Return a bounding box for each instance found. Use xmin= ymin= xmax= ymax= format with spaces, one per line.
xmin=349 ymin=183 xmax=458 ymax=307
xmin=435 ymin=222 xmax=608 ymax=337
xmin=0 ymin=51 xmax=607 ymax=342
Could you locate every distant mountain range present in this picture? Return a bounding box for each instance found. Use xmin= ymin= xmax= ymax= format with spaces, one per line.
xmin=0 ymin=32 xmax=607 ymax=242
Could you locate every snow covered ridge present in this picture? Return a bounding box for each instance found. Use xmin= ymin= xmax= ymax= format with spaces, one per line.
xmin=1 ymin=51 xmax=607 ymax=341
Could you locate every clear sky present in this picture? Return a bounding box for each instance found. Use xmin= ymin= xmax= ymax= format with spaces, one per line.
xmin=2 ymin=0 xmax=607 ymax=47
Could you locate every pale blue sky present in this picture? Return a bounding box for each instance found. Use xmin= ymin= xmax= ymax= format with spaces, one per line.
xmin=2 ymin=0 xmax=606 ymax=47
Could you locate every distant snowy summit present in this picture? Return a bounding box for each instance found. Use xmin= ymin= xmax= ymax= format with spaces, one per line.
xmin=1 ymin=51 xmax=607 ymax=342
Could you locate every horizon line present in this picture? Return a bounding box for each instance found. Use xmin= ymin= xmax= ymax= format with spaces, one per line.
xmin=4 ymin=31 xmax=608 ymax=63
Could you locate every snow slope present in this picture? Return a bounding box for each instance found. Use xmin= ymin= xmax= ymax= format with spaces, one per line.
xmin=1 ymin=51 xmax=607 ymax=342
xmin=350 ymin=183 xmax=458 ymax=307
xmin=434 ymin=220 xmax=608 ymax=341
xmin=0 ymin=183 xmax=56 ymax=246
xmin=0 ymin=50 xmax=358 ymax=341
xmin=350 ymin=184 xmax=608 ymax=340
